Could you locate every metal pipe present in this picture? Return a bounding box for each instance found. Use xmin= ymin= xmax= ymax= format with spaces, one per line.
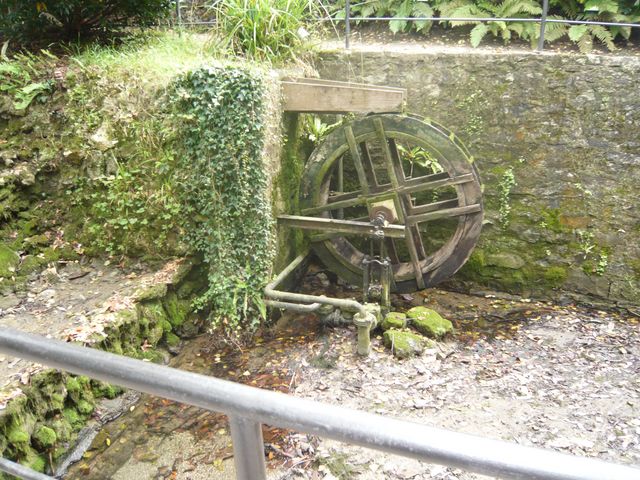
xmin=229 ymin=416 xmax=267 ymax=480
xmin=537 ymin=0 xmax=550 ymax=51
xmin=264 ymin=300 xmax=322 ymax=313
xmin=0 ymin=328 xmax=639 ymax=480
xmin=264 ymin=253 xmax=367 ymax=316
xmin=0 ymin=458 xmax=54 ymax=480
xmin=345 ymin=0 xmax=351 ymax=49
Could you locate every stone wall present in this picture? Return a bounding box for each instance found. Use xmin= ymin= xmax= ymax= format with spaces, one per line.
xmin=315 ymin=46 xmax=640 ymax=305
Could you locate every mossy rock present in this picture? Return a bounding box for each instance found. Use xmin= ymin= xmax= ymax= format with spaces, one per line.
xmin=163 ymin=292 xmax=191 ymax=328
xmin=164 ymin=332 xmax=181 ymax=348
xmin=381 ymin=312 xmax=407 ymax=331
xmin=75 ymin=399 xmax=94 ymax=416
xmin=21 ymin=450 xmax=47 ymax=473
xmin=32 ymin=425 xmax=57 ymax=449
xmin=176 ymin=279 xmax=201 ymax=299
xmin=17 ymin=255 xmax=45 ymax=275
xmin=49 ymin=418 xmax=73 ymax=443
xmin=0 ymin=244 xmax=20 ymax=278
xmin=62 ymin=408 xmax=83 ymax=429
xmin=6 ymin=424 xmax=30 ymax=445
xmin=91 ymin=380 xmax=122 ymax=400
xmin=407 ymin=307 xmax=453 ymax=338
xmin=134 ymin=283 xmax=168 ymax=302
xmin=383 ymin=329 xmax=429 ymax=359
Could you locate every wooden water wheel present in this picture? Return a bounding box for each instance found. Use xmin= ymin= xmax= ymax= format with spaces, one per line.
xmin=299 ymin=114 xmax=483 ymax=293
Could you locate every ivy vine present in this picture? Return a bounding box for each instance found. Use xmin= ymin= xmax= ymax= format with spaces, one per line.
xmin=174 ymin=65 xmax=274 ymax=334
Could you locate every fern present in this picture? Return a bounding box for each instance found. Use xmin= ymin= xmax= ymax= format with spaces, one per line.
xmin=470 ymin=23 xmax=489 ymax=46
xmin=413 ymin=1 xmax=435 ymax=32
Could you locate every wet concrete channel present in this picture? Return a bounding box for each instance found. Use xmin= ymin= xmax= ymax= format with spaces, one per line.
xmin=62 ymin=279 xmax=640 ymax=480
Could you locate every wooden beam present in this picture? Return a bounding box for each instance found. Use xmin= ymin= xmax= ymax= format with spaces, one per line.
xmin=282 ymin=77 xmax=406 ymax=114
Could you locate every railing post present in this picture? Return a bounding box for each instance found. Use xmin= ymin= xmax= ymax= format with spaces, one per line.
xmin=229 ymin=416 xmax=267 ymax=480
xmin=175 ymin=0 xmax=182 ymax=26
xmin=345 ymin=0 xmax=351 ymax=50
xmin=537 ymin=0 xmax=549 ymax=51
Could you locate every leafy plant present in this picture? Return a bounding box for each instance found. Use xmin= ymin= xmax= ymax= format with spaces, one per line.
xmin=212 ymin=0 xmax=318 ymax=60
xmin=498 ymin=167 xmax=516 ymax=228
xmin=328 ymin=0 xmax=640 ymax=52
xmin=0 ymin=0 xmax=172 ymax=44
xmin=174 ymin=66 xmax=274 ymax=334
xmin=0 ymin=50 xmax=56 ymax=110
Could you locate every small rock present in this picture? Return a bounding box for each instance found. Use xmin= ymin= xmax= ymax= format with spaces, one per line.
xmin=383 ymin=329 xmax=429 ymax=359
xmin=486 ymin=252 xmax=525 ymax=269
xmin=317 ymin=272 xmax=330 ymax=288
xmin=406 ymin=307 xmax=453 ymax=338
xmin=381 ymin=311 xmax=407 ymax=331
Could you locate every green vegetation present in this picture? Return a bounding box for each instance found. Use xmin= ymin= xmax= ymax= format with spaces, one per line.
xmin=498 ymin=167 xmax=516 ymax=229
xmin=213 ymin=0 xmax=318 ymax=60
xmin=174 ymin=65 xmax=274 ymax=334
xmin=330 ymin=0 xmax=640 ymax=52
xmin=1 ymin=0 xmax=171 ymax=45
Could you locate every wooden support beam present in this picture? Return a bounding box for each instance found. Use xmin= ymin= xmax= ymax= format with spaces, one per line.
xmin=282 ymin=78 xmax=406 ymax=114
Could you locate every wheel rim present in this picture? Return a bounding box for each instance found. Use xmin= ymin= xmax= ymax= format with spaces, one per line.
xmin=300 ymin=114 xmax=483 ymax=293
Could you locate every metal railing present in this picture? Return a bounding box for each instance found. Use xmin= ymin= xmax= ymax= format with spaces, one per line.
xmin=337 ymin=0 xmax=640 ymax=50
xmin=174 ymin=0 xmax=640 ymax=52
xmin=0 ymin=327 xmax=639 ymax=479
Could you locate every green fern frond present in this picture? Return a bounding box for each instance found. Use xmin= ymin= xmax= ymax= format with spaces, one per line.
xmin=578 ymin=31 xmax=593 ymax=53
xmin=470 ymin=23 xmax=489 ymax=46
xmin=498 ymin=0 xmax=542 ymax=16
xmin=568 ymin=24 xmax=588 ymax=41
xmin=412 ymin=2 xmax=434 ymax=32
xmin=590 ymin=24 xmax=616 ymax=50
xmin=437 ymin=0 xmax=474 ymax=20
xmin=448 ymin=4 xmax=486 ymax=25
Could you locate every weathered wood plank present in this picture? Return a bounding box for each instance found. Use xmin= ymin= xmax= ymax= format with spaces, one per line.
xmin=282 ymin=78 xmax=406 ymax=113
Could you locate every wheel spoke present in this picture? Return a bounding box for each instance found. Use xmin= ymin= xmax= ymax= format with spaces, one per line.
xmin=387 ymin=138 xmax=406 ymax=183
xmin=344 ymin=126 xmax=371 ymax=194
xmin=404 ymin=231 xmax=426 ymax=289
xmin=410 ymin=198 xmax=459 ymax=215
xmin=406 ymin=204 xmax=482 ymax=226
xmin=359 ymin=141 xmax=379 ymax=187
xmin=399 ymin=172 xmax=475 ymax=196
xmin=373 ymin=118 xmax=400 ymax=188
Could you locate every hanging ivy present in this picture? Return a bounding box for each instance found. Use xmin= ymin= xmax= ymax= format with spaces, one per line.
xmin=173 ymin=65 xmax=274 ymax=334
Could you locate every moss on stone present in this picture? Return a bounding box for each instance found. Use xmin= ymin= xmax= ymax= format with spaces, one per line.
xmin=91 ymin=381 xmax=122 ymax=400
xmin=0 ymin=244 xmax=20 ymax=278
xmin=75 ymin=399 xmax=94 ymax=416
xmin=163 ymin=292 xmax=191 ymax=327
xmin=381 ymin=312 xmax=407 ymax=331
xmin=65 ymin=377 xmax=81 ymax=394
xmin=49 ymin=418 xmax=73 ymax=443
xmin=407 ymin=307 xmax=453 ymax=338
xmin=21 ymin=450 xmax=47 ymax=473
xmin=135 ymin=284 xmax=168 ymax=302
xmin=383 ymin=329 xmax=428 ymax=359
xmin=164 ymin=332 xmax=181 ymax=347
xmin=7 ymin=425 xmax=30 ymax=445
xmin=62 ymin=408 xmax=83 ymax=429
xmin=32 ymin=426 xmax=57 ymax=449
xmin=544 ymin=266 xmax=568 ymax=287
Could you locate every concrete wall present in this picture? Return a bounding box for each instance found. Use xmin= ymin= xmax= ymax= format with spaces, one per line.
xmin=315 ymin=46 xmax=640 ymax=305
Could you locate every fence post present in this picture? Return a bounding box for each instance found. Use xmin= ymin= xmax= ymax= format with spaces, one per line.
xmin=175 ymin=0 xmax=182 ymax=26
xmin=229 ymin=416 xmax=267 ymax=480
xmin=537 ymin=0 xmax=549 ymax=51
xmin=345 ymin=0 xmax=351 ymax=50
